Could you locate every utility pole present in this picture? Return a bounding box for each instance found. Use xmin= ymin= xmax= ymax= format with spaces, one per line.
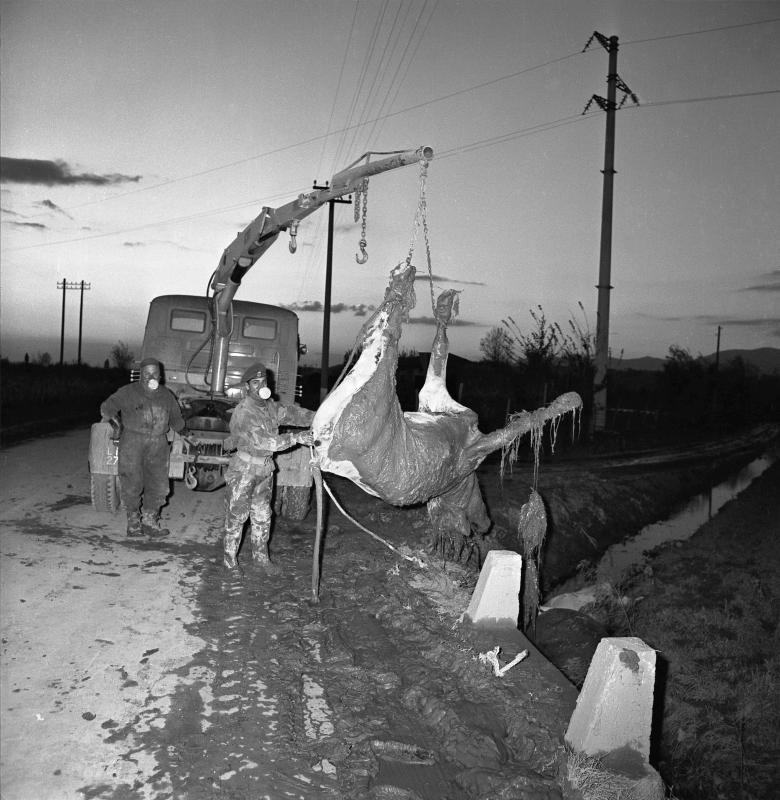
xmin=57 ymin=279 xmax=91 ymax=365
xmin=77 ymin=280 xmax=91 ymax=365
xmin=582 ymin=32 xmax=638 ymax=434
xmin=312 ymin=181 xmax=351 ymax=403
xmin=714 ymin=325 xmax=722 ymax=372
xmin=712 ymin=324 xmax=722 ymax=424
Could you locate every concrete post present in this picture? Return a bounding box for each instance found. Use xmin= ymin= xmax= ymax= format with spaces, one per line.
xmin=465 ymin=550 xmax=523 ymax=627
xmin=566 ymin=637 xmax=656 ymax=759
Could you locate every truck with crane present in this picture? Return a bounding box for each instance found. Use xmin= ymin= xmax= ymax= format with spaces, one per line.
xmin=88 ymin=146 xmax=434 ymax=520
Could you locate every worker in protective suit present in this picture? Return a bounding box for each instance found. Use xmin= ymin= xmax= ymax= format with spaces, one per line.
xmin=223 ymin=362 xmax=314 ymax=572
xmin=100 ymin=357 xmax=186 ymax=538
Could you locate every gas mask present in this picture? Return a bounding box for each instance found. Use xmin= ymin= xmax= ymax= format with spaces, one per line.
xmin=141 ymin=367 xmax=161 ymax=392
xmin=249 ymin=378 xmax=271 ymax=400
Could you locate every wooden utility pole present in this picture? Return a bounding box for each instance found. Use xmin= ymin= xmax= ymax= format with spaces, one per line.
xmin=583 ymin=32 xmax=638 ymax=433
xmin=312 ymin=182 xmax=351 ymax=402
xmin=57 ymin=279 xmax=91 ymax=365
xmin=715 ymin=325 xmax=722 ymax=371
xmin=77 ymin=280 xmax=91 ymax=364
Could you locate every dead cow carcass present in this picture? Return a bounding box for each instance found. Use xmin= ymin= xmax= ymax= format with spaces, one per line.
xmin=312 ymin=263 xmax=581 ymax=557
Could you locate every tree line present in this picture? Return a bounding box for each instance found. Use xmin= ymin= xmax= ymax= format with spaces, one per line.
xmin=475 ymin=306 xmax=779 ymax=442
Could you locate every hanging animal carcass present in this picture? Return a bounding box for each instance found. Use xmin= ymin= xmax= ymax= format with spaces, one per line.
xmin=312 ymin=263 xmax=582 ymax=562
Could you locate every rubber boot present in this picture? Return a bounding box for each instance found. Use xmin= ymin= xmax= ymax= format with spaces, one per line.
xmin=252 ymin=542 xmax=282 ymax=575
xmin=223 ymin=549 xmax=238 ymax=570
xmin=126 ymin=512 xmax=143 ymax=538
xmin=141 ymin=509 xmax=171 ymax=538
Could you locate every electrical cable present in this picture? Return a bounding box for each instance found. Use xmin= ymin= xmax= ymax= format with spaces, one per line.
xmin=20 ymin=14 xmax=779 ymax=219
xmin=12 ymin=81 xmax=778 ymax=253
xmin=623 ymin=16 xmax=780 ymax=46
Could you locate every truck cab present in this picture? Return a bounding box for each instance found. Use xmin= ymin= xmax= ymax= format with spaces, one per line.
xmin=89 ymin=294 xmax=313 ymax=520
xmin=137 ymin=295 xmax=301 ymax=402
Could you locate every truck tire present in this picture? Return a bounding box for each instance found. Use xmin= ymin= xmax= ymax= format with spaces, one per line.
xmin=91 ymin=473 xmax=120 ymax=514
xmin=279 ymin=484 xmax=311 ymax=521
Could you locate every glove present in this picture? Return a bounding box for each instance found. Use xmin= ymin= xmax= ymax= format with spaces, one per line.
xmin=296 ymin=430 xmax=315 ymax=447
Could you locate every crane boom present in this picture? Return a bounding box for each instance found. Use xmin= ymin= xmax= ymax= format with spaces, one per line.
xmin=208 ymin=145 xmax=433 ymax=395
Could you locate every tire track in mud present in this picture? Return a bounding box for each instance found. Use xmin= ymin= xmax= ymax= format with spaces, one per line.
xmin=124 ymin=522 xmax=570 ymax=800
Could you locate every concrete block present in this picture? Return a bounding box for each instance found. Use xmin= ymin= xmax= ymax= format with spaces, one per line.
xmin=565 ymin=637 xmax=656 ymax=762
xmin=465 ymin=550 xmax=522 ymax=627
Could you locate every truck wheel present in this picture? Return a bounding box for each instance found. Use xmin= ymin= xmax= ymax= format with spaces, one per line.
xmin=280 ymin=485 xmax=311 ymax=521
xmin=91 ymin=473 xmax=120 ymax=513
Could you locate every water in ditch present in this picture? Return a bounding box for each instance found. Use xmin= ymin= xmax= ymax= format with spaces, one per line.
xmin=595 ymin=453 xmax=775 ymax=582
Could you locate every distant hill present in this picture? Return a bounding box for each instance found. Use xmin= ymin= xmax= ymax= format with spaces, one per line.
xmin=611 ymin=347 xmax=780 ymax=375
xmin=701 ymin=348 xmax=780 ymax=375
xmin=610 ymin=355 xmax=665 ymax=372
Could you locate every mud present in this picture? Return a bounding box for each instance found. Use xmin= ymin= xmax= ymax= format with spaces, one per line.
xmin=2 ymin=423 xmax=778 ymax=799
xmin=102 ymin=511 xmax=576 ymax=799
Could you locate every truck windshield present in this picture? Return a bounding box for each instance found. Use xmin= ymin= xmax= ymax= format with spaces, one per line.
xmin=243 ymin=317 xmax=277 ymax=340
xmin=171 ymin=309 xmax=207 ymax=333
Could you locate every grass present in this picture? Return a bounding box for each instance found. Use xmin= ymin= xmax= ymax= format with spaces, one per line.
xmin=565 ymin=551 xmax=780 ymax=799
xmin=565 ymin=748 xmax=680 ymax=799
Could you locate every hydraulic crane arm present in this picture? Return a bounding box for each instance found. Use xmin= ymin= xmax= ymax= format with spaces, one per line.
xmin=208 ymin=145 xmax=433 ymax=395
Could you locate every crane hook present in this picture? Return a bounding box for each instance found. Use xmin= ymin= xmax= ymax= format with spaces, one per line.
xmin=185 ymin=465 xmax=198 ymax=490
xmin=356 ymin=239 xmax=368 ymax=264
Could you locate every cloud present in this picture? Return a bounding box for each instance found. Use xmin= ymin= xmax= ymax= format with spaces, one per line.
xmin=407 ymin=315 xmax=479 ymax=326
xmin=281 ymin=300 xmax=377 ymax=316
xmin=718 ymin=316 xmax=780 ymax=330
xmin=739 ymin=269 xmax=780 ymax=292
xmin=414 ymin=272 xmax=486 ymax=286
xmin=35 ymin=199 xmax=73 ymax=218
xmin=0 ymin=157 xmax=141 ymax=186
xmin=120 ymin=238 xmax=202 ymax=251
xmin=330 ymin=302 xmax=376 ymax=316
xmin=1 ymin=206 xmax=22 ymax=216
xmin=281 ymin=299 xmax=483 ymax=326
xmin=638 ymin=309 xmax=780 ymax=329
xmin=282 ymin=300 xmax=323 ymax=313
xmin=8 ymin=220 xmax=47 ymax=230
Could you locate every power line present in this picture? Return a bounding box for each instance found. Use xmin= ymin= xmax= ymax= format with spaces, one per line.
xmin=6 ymin=187 xmax=310 ymax=252
xmin=307 ymin=0 xmax=436 ymax=292
xmin=14 ymin=15 xmax=780 ymax=220
xmin=436 ymin=112 xmax=598 ymax=160
xmin=8 ymin=83 xmax=778 ymax=254
xmin=628 ymin=88 xmax=780 ymax=108
xmin=49 ymin=49 xmax=586 ymax=216
xmin=314 ymin=0 xmax=360 ymax=182
xmin=363 ymin=0 xmax=439 ymax=148
xmin=623 ymin=16 xmax=780 ymax=46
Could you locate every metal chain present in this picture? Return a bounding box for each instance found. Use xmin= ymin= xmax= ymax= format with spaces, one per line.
xmin=405 ymin=160 xmax=435 ymax=314
xmin=356 ymin=178 xmax=369 ymax=264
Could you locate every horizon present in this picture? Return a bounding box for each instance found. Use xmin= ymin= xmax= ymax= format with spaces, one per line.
xmin=3 ymin=334 xmax=776 ymax=371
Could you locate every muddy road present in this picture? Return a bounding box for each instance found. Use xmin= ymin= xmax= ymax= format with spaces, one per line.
xmin=1 ymin=427 xmax=578 ymax=800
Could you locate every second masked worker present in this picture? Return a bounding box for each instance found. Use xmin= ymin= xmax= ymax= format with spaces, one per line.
xmin=223 ymin=362 xmax=314 ymax=572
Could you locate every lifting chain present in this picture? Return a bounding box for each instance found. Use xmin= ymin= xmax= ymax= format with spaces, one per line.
xmin=405 ymin=158 xmax=436 ymax=314
xmin=355 ymin=178 xmax=369 ymax=264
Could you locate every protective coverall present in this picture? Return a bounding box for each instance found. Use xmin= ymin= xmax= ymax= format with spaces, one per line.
xmin=223 ymin=393 xmax=314 ymax=570
xmin=100 ymin=365 xmax=185 ymax=537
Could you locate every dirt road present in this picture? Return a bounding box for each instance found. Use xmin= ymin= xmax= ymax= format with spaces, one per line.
xmin=1 ymin=428 xmax=577 ymax=800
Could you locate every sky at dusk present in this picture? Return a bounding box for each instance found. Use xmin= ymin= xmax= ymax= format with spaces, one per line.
xmin=1 ymin=0 xmax=779 ymax=369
